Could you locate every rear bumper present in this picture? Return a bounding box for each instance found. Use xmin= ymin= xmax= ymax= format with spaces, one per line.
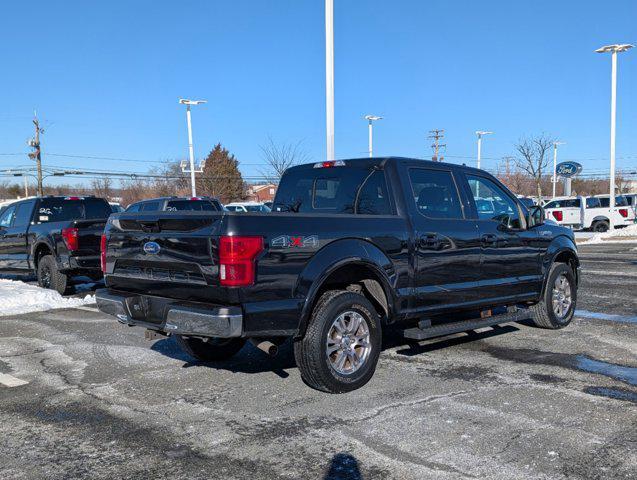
xmin=60 ymin=254 xmax=101 ymax=273
xmin=95 ymin=289 xmax=242 ymax=338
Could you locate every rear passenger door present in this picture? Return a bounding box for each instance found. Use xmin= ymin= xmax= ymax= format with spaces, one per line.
xmin=404 ymin=165 xmax=482 ymax=312
xmin=463 ymin=174 xmax=542 ymax=303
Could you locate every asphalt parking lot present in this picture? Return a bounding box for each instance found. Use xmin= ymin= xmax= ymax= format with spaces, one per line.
xmin=0 ymin=243 xmax=635 ymax=480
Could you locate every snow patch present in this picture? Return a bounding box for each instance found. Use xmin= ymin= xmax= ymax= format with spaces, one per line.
xmin=0 ymin=279 xmax=94 ymax=316
xmin=584 ymin=223 xmax=637 ymax=244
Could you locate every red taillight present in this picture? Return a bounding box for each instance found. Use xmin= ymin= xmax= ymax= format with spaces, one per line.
xmin=100 ymin=234 xmax=107 ymax=272
xmin=619 ymin=208 xmax=628 ymax=218
xmin=190 ymin=197 xmax=202 ymax=201
xmin=62 ymin=228 xmax=79 ymax=251
xmin=551 ymin=211 xmax=563 ymax=222
xmin=313 ymin=160 xmax=346 ymax=168
xmin=64 ymin=196 xmax=83 ymax=201
xmin=218 ymin=236 xmax=263 ymax=287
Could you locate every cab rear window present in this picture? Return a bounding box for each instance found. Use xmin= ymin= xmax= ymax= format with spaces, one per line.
xmin=166 ymin=200 xmax=220 ymax=211
xmin=274 ymin=167 xmax=391 ymax=215
xmin=35 ymin=198 xmax=112 ymax=223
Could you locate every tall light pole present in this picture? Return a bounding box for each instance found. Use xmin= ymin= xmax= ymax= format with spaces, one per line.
xmin=476 ymin=131 xmax=493 ymax=170
xmin=179 ymin=98 xmax=207 ymax=197
xmin=325 ymin=0 xmax=335 ymax=161
xmin=552 ymin=141 xmax=566 ymax=198
xmin=595 ymin=43 xmax=633 ymax=229
xmin=364 ymin=115 xmax=382 ymax=157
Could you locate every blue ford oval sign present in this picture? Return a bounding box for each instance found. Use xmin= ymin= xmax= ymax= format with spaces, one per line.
xmin=556 ymin=161 xmax=582 ymax=178
xmin=143 ymin=241 xmax=161 ymax=255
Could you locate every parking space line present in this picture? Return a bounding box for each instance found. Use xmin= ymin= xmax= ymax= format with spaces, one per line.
xmin=575 ymin=309 xmax=637 ymax=324
xmin=0 ymin=374 xmax=29 ymax=387
xmin=582 ymin=269 xmax=637 ymax=278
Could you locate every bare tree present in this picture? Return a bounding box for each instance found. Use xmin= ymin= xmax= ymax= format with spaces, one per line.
xmin=91 ymin=177 xmax=113 ymax=200
xmin=514 ymin=134 xmax=555 ymax=201
xmin=260 ymin=137 xmax=310 ymax=182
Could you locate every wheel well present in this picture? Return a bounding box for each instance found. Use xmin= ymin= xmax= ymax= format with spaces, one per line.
xmin=313 ymin=263 xmax=390 ymax=322
xmin=33 ymin=244 xmax=52 ymax=268
xmin=553 ymin=250 xmax=578 ymax=276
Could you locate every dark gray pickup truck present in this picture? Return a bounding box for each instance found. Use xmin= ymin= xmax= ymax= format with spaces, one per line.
xmin=0 ymin=196 xmax=112 ymax=294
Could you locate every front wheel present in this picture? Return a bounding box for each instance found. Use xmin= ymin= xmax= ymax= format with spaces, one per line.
xmin=294 ymin=290 xmax=382 ymax=393
xmin=174 ymin=335 xmax=246 ymax=362
xmin=531 ymin=263 xmax=577 ymax=329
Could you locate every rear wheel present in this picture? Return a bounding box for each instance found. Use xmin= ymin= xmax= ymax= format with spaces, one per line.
xmin=37 ymin=255 xmax=71 ymax=295
xmin=592 ymin=220 xmax=609 ymax=233
xmin=531 ymin=263 xmax=577 ymax=329
xmin=174 ymin=335 xmax=245 ymax=362
xmin=294 ymin=290 xmax=382 ymax=393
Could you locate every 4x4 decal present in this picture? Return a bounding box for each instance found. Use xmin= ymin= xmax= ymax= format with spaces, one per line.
xmin=271 ymin=235 xmax=319 ymax=248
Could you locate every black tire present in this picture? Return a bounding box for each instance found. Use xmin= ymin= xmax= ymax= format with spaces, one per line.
xmin=294 ymin=290 xmax=382 ymax=394
xmin=592 ymin=220 xmax=609 ymax=233
xmin=37 ymin=255 xmax=71 ymax=295
xmin=174 ymin=335 xmax=246 ymax=362
xmin=531 ymin=263 xmax=577 ymax=329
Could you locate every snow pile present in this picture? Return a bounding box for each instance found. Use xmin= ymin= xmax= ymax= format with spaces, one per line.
xmin=0 ymin=279 xmax=94 ymax=316
xmin=585 ymin=223 xmax=637 ymax=244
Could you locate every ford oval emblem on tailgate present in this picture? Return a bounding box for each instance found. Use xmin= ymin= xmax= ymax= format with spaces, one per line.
xmin=143 ymin=241 xmax=161 ymax=255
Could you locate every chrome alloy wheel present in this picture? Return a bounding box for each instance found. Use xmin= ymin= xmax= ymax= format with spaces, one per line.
xmin=552 ymin=273 xmax=572 ymax=319
xmin=326 ymin=310 xmax=372 ymax=375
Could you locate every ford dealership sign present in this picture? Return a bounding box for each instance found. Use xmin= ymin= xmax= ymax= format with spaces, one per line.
xmin=555 ymin=161 xmax=582 ymax=178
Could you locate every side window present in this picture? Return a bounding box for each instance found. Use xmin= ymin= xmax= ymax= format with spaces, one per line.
xmin=586 ymin=198 xmax=601 ymax=209
xmin=140 ymin=201 xmax=160 ymax=212
xmin=126 ymin=204 xmax=141 ymax=213
xmin=13 ymin=202 xmax=35 ymax=228
xmin=355 ymin=170 xmax=391 ymax=215
xmin=467 ymin=175 xmax=522 ymax=229
xmin=0 ymin=205 xmax=16 ymax=227
xmin=409 ymin=168 xmax=463 ymax=219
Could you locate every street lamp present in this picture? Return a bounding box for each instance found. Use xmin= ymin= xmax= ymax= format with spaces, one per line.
xmin=325 ymin=0 xmax=334 ymax=161
xmin=552 ymin=141 xmax=566 ymax=198
xmin=179 ymin=98 xmax=207 ymax=197
xmin=364 ymin=115 xmax=383 ymax=157
xmin=475 ymin=131 xmax=493 ymax=170
xmin=595 ymin=43 xmax=633 ymax=229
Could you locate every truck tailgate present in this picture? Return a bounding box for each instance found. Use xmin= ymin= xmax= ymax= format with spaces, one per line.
xmin=104 ymin=212 xmax=226 ymax=303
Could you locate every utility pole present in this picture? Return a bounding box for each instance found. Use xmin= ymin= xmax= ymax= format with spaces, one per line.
xmin=27 ymin=114 xmax=44 ymax=196
xmin=502 ymin=156 xmax=515 ymax=176
xmin=428 ymin=129 xmax=445 ymax=162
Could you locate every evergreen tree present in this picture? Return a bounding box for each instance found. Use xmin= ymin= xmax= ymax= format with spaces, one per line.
xmin=198 ymin=143 xmax=245 ymax=203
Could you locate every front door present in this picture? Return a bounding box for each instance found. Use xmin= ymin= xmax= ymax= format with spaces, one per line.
xmin=404 ymin=166 xmax=482 ymax=313
xmin=463 ymin=174 xmax=542 ymax=303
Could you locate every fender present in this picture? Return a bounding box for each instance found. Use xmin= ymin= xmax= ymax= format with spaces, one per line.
xmin=540 ymin=234 xmax=579 ymax=296
xmin=294 ymin=238 xmax=397 ymax=338
xmin=591 ymin=215 xmax=610 ymax=223
xmin=30 ymin=235 xmax=57 ymax=270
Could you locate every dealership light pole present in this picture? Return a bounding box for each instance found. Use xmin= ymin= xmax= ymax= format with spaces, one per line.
xmin=179 ymin=98 xmax=207 ymax=197
xmin=364 ymin=115 xmax=382 ymax=157
xmin=476 ymin=131 xmax=493 ymax=170
xmin=552 ymin=141 xmax=566 ymax=198
xmin=325 ymin=0 xmax=334 ymax=160
xmin=595 ymin=43 xmax=633 ymax=229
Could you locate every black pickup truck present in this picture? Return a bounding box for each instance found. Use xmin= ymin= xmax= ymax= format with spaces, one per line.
xmin=0 ymin=196 xmax=112 ymax=294
xmin=97 ymin=158 xmax=580 ymax=393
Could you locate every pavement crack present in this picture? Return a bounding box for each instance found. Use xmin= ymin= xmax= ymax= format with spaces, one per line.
xmin=349 ymin=390 xmax=468 ymax=423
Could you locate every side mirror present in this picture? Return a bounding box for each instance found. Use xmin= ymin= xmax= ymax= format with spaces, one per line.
xmin=527 ymin=205 xmax=545 ymax=228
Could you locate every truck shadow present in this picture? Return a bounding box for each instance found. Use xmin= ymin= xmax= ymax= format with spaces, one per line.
xmin=150 ymin=324 xmax=520 ymax=379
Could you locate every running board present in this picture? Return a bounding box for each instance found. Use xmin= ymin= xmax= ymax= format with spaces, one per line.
xmin=403 ymin=308 xmax=532 ymax=341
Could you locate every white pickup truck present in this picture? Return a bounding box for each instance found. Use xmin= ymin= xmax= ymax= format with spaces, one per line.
xmin=543 ymin=194 xmax=635 ymax=232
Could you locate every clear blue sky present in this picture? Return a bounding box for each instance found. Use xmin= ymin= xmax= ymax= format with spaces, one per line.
xmin=0 ymin=0 xmax=635 ymax=185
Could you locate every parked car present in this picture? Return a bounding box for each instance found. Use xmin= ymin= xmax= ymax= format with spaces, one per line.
xmin=125 ymin=196 xmax=223 ymax=212
xmin=110 ymin=203 xmax=125 ymax=214
xmin=0 ymin=196 xmax=112 ymax=294
xmin=97 ymin=157 xmax=579 ymax=393
xmin=225 ymin=202 xmax=271 ymax=213
xmin=543 ymin=194 xmax=635 ymax=232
